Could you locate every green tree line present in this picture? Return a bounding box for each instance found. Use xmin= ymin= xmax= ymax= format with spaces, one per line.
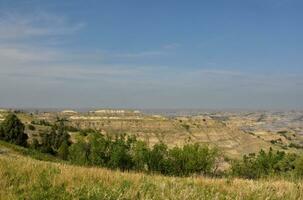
xmin=68 ymin=133 xmax=219 ymax=176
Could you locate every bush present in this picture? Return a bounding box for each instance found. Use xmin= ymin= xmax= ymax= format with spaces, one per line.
xmin=31 ymin=120 xmax=52 ymax=126
xmin=58 ymin=141 xmax=69 ymax=160
xmin=168 ymin=143 xmax=219 ymax=176
xmin=65 ymin=126 xmax=79 ymax=132
xmin=38 ymin=119 xmax=71 ymax=155
xmin=181 ymin=124 xmax=190 ymax=131
xmin=289 ymin=143 xmax=303 ymax=149
xmin=1 ymin=113 xmax=28 ymax=146
xmin=28 ymin=124 xmax=36 ymax=131
xmin=108 ymin=143 xmax=133 ymax=171
xmin=88 ymin=133 xmax=110 ymax=166
xmin=31 ymin=138 xmax=40 ymax=149
xmin=69 ymin=140 xmax=91 ymax=165
xmin=104 ymin=134 xmax=135 ymax=171
xmin=231 ymin=148 xmax=300 ymax=179
xmin=147 ymin=143 xmax=169 ymax=174
xmin=79 ymin=128 xmax=98 ymax=136
xmin=295 ymin=155 xmax=303 ymax=177
xmin=67 ymin=133 xmax=220 ymax=177
xmin=132 ymin=141 xmax=150 ymax=171
xmin=0 ymin=125 xmax=4 ymax=139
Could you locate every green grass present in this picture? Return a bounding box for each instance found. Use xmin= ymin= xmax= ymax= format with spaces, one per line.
xmin=0 ymin=147 xmax=303 ymax=200
xmin=0 ymin=140 xmax=62 ymax=162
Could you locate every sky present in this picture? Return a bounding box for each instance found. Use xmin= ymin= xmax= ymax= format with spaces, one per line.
xmin=0 ymin=0 xmax=302 ymax=109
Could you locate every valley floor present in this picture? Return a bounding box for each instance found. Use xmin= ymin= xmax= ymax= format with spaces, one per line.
xmin=0 ymin=151 xmax=302 ymax=200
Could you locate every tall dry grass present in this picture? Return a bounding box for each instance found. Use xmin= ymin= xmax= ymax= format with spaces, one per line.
xmin=0 ymin=153 xmax=302 ymax=200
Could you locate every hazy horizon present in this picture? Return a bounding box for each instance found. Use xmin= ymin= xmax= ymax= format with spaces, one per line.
xmin=1 ymin=0 xmax=302 ymax=109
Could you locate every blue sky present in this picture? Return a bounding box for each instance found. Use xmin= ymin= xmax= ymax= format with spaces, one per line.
xmin=0 ymin=0 xmax=302 ymax=109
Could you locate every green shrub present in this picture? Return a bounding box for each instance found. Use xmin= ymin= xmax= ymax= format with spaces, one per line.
xmin=69 ymin=139 xmax=91 ymax=165
xmin=79 ymin=128 xmax=99 ymax=136
xmin=295 ymin=155 xmax=303 ymax=177
xmin=31 ymin=120 xmax=52 ymax=126
xmin=0 ymin=125 xmax=4 ymax=139
xmin=38 ymin=119 xmax=71 ymax=155
xmin=31 ymin=138 xmax=40 ymax=149
xmin=168 ymin=143 xmax=219 ymax=176
xmin=181 ymin=124 xmax=190 ymax=131
xmin=147 ymin=143 xmax=169 ymax=174
xmin=66 ymin=133 xmax=220 ymax=177
xmin=132 ymin=141 xmax=150 ymax=171
xmin=1 ymin=113 xmax=28 ymax=146
xmin=58 ymin=141 xmax=69 ymax=160
xmin=231 ymin=148 xmax=300 ymax=179
xmin=289 ymin=143 xmax=303 ymax=149
xmin=28 ymin=124 xmax=36 ymax=131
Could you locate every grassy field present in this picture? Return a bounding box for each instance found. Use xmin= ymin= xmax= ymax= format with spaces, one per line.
xmin=0 ymin=148 xmax=302 ymax=200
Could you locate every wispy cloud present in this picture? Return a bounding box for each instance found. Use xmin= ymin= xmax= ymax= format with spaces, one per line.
xmin=0 ymin=11 xmax=173 ymax=69
xmin=0 ymin=12 xmax=84 ymax=39
xmin=0 ymin=45 xmax=59 ymax=63
xmin=193 ymin=69 xmax=243 ymax=76
xmin=0 ymin=11 xmax=151 ymax=87
xmin=113 ymin=50 xmax=167 ymax=58
xmin=0 ymin=11 xmax=86 ymax=65
xmin=0 ymin=64 xmax=144 ymax=82
xmin=111 ymin=43 xmax=178 ymax=59
xmin=162 ymin=43 xmax=180 ymax=49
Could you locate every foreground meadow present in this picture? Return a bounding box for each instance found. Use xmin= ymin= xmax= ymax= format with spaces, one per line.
xmin=0 ymin=152 xmax=302 ymax=200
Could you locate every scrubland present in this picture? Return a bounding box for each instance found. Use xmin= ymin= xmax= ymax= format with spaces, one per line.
xmin=0 ymin=152 xmax=302 ymax=200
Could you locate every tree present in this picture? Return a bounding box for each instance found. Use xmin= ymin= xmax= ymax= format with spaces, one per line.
xmin=108 ymin=144 xmax=133 ymax=171
xmin=88 ymin=133 xmax=109 ymax=166
xmin=40 ymin=131 xmax=55 ymax=154
xmin=0 ymin=125 xmax=4 ymax=139
xmin=107 ymin=134 xmax=134 ymax=171
xmin=147 ymin=143 xmax=169 ymax=174
xmin=230 ymin=149 xmax=297 ymax=179
xmin=31 ymin=138 xmax=40 ymax=149
xmin=295 ymin=155 xmax=303 ymax=177
xmin=69 ymin=140 xmax=91 ymax=165
xmin=54 ymin=118 xmax=71 ymax=150
xmin=58 ymin=140 xmax=69 ymax=160
xmin=132 ymin=140 xmax=150 ymax=171
xmin=38 ymin=118 xmax=71 ymax=155
xmin=28 ymin=124 xmax=36 ymax=131
xmin=1 ymin=113 xmax=28 ymax=146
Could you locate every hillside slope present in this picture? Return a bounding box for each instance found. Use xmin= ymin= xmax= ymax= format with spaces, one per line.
xmin=32 ymin=112 xmax=280 ymax=158
xmin=0 ymin=142 xmax=302 ymax=200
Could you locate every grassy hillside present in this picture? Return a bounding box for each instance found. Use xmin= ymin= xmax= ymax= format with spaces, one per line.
xmin=0 ymin=142 xmax=302 ymax=200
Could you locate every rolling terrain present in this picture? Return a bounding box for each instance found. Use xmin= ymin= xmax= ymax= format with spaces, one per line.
xmin=1 ymin=109 xmax=302 ymax=159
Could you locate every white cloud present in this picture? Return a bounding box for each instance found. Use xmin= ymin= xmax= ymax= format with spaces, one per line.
xmin=0 ymin=62 xmax=146 ymax=82
xmin=111 ymin=43 xmax=178 ymax=59
xmin=162 ymin=43 xmax=180 ymax=49
xmin=0 ymin=12 xmax=84 ymax=39
xmin=0 ymin=45 xmax=59 ymax=63
xmin=0 ymin=11 xmax=87 ymax=65
xmin=113 ymin=50 xmax=167 ymax=59
xmin=193 ymin=69 xmax=243 ymax=76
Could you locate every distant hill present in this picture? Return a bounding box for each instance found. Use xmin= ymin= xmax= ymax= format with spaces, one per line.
xmin=9 ymin=111 xmax=303 ymax=159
